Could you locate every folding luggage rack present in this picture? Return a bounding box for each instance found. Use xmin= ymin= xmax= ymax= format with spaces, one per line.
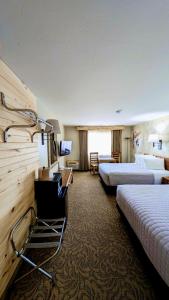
xmin=10 ymin=206 xmax=66 ymax=283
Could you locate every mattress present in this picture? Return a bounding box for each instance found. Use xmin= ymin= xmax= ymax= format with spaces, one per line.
xmin=116 ymin=185 xmax=169 ymax=286
xmin=99 ymin=163 xmax=169 ymax=186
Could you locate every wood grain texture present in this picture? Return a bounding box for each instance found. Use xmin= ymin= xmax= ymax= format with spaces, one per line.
xmin=155 ymin=155 xmax=169 ymax=170
xmin=165 ymin=158 xmax=169 ymax=171
xmin=0 ymin=59 xmax=39 ymax=297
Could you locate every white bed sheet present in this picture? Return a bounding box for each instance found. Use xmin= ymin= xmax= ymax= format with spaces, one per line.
xmin=99 ymin=163 xmax=169 ymax=186
xmin=151 ymin=170 xmax=169 ymax=184
xmin=99 ymin=163 xmax=141 ymax=185
xmin=116 ymin=185 xmax=169 ymax=286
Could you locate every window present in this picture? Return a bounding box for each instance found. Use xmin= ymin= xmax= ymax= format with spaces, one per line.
xmin=88 ymin=130 xmax=111 ymax=155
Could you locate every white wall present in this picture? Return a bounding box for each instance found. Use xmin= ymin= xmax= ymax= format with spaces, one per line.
xmin=37 ymin=99 xmax=65 ymax=169
xmin=132 ymin=116 xmax=169 ymax=160
xmin=64 ymin=126 xmax=80 ymax=164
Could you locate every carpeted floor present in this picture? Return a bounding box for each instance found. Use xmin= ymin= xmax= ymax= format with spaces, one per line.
xmin=7 ymin=172 xmax=169 ymax=300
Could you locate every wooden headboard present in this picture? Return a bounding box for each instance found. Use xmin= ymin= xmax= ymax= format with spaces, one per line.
xmin=155 ymin=156 xmax=169 ymax=170
xmin=164 ymin=158 xmax=169 ymax=170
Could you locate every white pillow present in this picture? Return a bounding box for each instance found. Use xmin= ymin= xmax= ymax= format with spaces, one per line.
xmin=135 ymin=154 xmax=154 ymax=168
xmin=144 ymin=157 xmax=165 ymax=170
xmin=135 ymin=154 xmax=144 ymax=165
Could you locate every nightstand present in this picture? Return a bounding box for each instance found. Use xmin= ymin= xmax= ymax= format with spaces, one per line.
xmin=161 ymin=176 xmax=169 ymax=184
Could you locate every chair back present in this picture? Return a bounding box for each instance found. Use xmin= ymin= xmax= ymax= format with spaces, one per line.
xmin=90 ymin=152 xmax=99 ymax=165
xmin=112 ymin=151 xmax=121 ymax=163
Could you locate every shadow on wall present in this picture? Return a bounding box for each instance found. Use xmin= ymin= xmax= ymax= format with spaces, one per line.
xmin=132 ymin=116 xmax=169 ymax=159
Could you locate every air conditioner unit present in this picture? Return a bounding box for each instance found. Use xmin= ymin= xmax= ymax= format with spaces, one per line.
xmin=66 ymin=160 xmax=79 ymax=170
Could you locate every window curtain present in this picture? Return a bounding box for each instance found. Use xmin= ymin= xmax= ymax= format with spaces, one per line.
xmin=79 ymin=130 xmax=89 ymax=171
xmin=112 ymin=129 xmax=122 ymax=154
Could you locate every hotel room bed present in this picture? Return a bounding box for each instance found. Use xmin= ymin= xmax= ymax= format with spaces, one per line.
xmin=99 ymin=162 xmax=169 ymax=186
xmin=116 ymin=185 xmax=169 ymax=287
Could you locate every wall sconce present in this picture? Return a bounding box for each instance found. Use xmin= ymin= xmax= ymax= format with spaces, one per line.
xmin=148 ymin=134 xmax=162 ymax=150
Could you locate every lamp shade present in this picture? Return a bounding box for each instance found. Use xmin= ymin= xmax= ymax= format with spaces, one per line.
xmin=46 ymin=119 xmax=61 ymax=134
xmin=148 ymin=134 xmax=159 ymax=142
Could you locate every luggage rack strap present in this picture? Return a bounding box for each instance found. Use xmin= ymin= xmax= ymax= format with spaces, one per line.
xmin=26 ymin=241 xmax=60 ymax=248
xmin=31 ymin=232 xmax=61 ymax=238
xmin=33 ymin=225 xmax=63 ymax=230
xmin=37 ymin=218 xmax=65 ymax=222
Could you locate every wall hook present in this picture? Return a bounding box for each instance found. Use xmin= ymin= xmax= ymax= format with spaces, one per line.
xmin=1 ymin=92 xmax=38 ymax=142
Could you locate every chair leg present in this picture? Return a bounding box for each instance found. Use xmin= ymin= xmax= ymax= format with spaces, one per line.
xmin=90 ymin=166 xmax=94 ymax=174
xmin=93 ymin=166 xmax=97 ymax=175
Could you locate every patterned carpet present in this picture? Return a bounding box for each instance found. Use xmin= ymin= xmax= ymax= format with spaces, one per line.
xmin=7 ymin=172 xmax=169 ymax=300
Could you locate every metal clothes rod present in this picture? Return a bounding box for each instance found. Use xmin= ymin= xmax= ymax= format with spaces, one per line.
xmin=0 ymin=92 xmax=53 ymax=142
xmin=1 ymin=92 xmax=38 ymax=121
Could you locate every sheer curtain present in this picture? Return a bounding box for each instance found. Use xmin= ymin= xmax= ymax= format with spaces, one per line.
xmin=88 ymin=130 xmax=111 ymax=155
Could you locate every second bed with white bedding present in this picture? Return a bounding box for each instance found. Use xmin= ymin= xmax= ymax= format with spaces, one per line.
xmin=99 ymin=163 xmax=169 ymax=186
xmin=116 ymin=185 xmax=169 ymax=287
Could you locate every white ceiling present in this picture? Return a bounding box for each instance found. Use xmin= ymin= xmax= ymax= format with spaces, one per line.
xmin=0 ymin=0 xmax=169 ymax=125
